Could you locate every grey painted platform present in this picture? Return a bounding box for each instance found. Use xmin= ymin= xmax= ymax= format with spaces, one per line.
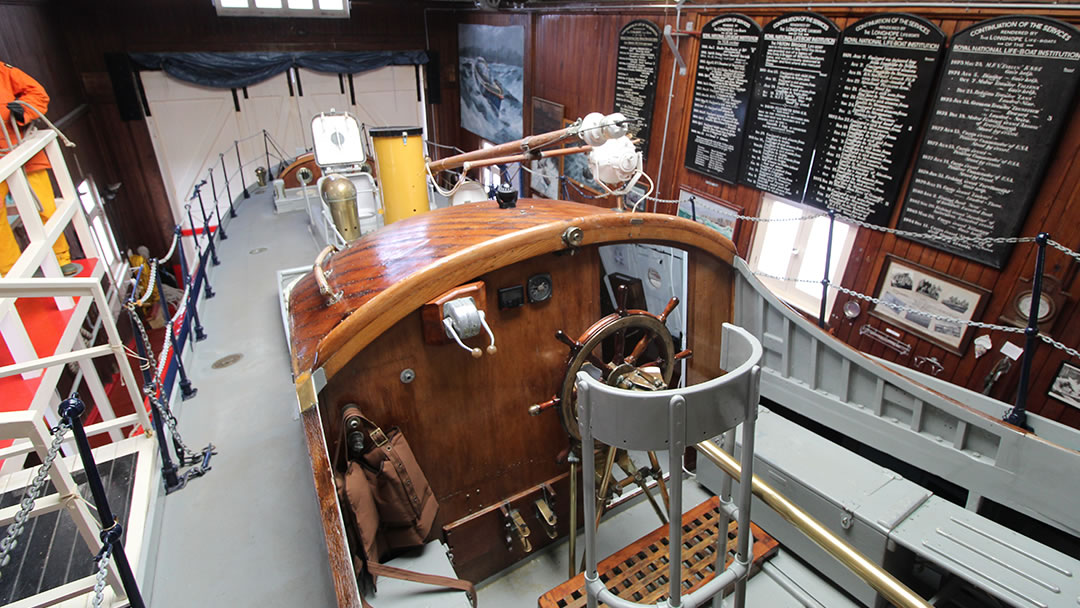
xmin=147 ymin=189 xmax=336 ymax=607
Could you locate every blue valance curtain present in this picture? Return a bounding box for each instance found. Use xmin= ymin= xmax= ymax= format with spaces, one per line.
xmin=130 ymin=50 xmax=429 ymax=89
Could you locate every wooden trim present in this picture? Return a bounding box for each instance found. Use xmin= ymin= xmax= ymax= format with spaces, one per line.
xmin=288 ymin=200 xmax=737 ymax=380
xmin=301 ymin=406 xmax=362 ymax=608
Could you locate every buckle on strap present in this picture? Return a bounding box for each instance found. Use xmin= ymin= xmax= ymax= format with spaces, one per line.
xmin=370 ymin=427 xmax=389 ymax=447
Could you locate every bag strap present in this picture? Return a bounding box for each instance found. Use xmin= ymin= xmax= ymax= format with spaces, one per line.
xmin=362 ymin=562 xmax=476 ymax=608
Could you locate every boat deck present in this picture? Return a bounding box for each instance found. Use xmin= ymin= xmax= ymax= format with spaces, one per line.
xmin=147 ymin=186 xmax=337 ymax=607
xmin=144 ymin=187 xmax=855 ymax=607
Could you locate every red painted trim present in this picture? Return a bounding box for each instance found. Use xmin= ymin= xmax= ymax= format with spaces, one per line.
xmin=180 ymin=225 xmax=218 ymax=236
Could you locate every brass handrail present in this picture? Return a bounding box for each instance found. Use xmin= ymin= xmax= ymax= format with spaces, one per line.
xmin=695 ymin=441 xmax=933 ymax=608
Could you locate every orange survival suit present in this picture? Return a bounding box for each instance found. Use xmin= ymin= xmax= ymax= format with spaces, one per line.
xmin=0 ymin=62 xmax=71 ymax=275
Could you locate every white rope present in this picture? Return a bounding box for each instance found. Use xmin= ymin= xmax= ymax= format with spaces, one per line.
xmin=426 ymin=161 xmax=474 ymax=197
xmin=170 ymin=283 xmax=192 ymax=326
xmin=132 ymin=260 xmax=158 ymax=306
xmin=9 ymin=100 xmax=77 ymax=147
xmin=159 ymin=231 xmax=179 ymax=262
xmin=629 ymin=172 xmax=655 ymax=212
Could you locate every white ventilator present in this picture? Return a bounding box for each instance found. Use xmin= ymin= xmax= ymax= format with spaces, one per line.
xmin=581 ymin=112 xmax=654 ymax=203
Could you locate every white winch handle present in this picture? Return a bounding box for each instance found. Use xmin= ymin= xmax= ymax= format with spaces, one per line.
xmin=314 ymin=245 xmax=344 ymax=306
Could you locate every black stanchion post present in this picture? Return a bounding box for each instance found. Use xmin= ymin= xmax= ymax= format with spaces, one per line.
xmin=1005 ymin=232 xmax=1049 ymax=430
xmin=263 ymin=129 xmax=274 ymax=180
xmin=185 ymin=204 xmax=216 ymax=299
xmin=209 ymin=167 xmax=227 ymax=241
xmin=199 ymin=248 xmax=217 ymax=300
xmin=195 ymin=187 xmax=221 ymax=266
xmin=221 ymin=153 xmax=237 ymax=218
xmin=818 ymin=210 xmax=836 ymax=329
xmin=236 ymin=140 xmax=249 ymax=199
xmin=125 ymin=314 xmax=182 ymax=490
xmin=170 ymin=327 xmax=198 ymax=400
xmin=210 ymin=170 xmax=228 ymax=241
xmin=175 ymin=226 xmax=208 ymax=342
xmin=58 ymin=396 xmax=147 ymax=608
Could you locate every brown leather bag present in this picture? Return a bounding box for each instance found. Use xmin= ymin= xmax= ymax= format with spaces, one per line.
xmin=335 ymin=405 xmax=475 ymax=606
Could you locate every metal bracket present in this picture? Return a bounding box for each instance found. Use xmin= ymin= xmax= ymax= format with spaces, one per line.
xmin=663 ymin=24 xmax=694 ymax=76
xmin=295 ymin=367 xmax=327 ymax=413
xmin=534 ymin=483 xmax=558 ymax=539
xmin=859 ymin=324 xmax=912 ymax=357
xmin=500 ymin=502 xmax=532 ymax=553
xmin=914 ymin=355 xmax=944 ymax=376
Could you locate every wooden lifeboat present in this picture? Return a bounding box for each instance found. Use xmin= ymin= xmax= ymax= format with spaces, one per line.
xmin=288 ymin=199 xmax=739 ymax=605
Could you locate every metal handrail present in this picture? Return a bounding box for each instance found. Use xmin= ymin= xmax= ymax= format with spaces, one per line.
xmin=694 ymin=440 xmax=933 ymax=608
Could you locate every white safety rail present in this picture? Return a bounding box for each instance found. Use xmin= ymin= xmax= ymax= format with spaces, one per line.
xmin=0 ymin=129 xmax=97 ymax=377
xmin=731 ymin=257 xmax=1080 ymax=539
xmin=0 ymin=128 xmax=157 ymax=607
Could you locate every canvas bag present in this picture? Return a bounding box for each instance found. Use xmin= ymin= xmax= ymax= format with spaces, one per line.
xmin=334 ymin=405 xmax=475 ymax=606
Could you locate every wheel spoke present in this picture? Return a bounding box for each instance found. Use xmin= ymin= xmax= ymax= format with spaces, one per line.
xmin=624 ymin=333 xmax=652 ymax=365
xmin=586 ymin=355 xmax=613 ymax=379
xmin=612 ymin=328 xmax=626 ymax=364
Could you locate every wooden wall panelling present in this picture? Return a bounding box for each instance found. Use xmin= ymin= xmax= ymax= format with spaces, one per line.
xmin=319 ymin=251 xmax=602 ymax=526
xmin=0 ymin=3 xmax=84 ymax=120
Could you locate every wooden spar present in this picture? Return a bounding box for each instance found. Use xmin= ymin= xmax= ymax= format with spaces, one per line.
xmin=462 ymin=145 xmax=593 ymax=172
xmin=426 ymin=126 xmax=579 ymax=173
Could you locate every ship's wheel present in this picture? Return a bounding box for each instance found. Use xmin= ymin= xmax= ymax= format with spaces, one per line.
xmin=529 ymin=286 xmax=691 ymax=575
xmin=531 ymin=287 xmax=689 ymax=440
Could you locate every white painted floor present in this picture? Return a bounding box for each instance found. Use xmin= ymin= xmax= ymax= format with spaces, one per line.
xmin=147 ymin=187 xmax=336 ymax=607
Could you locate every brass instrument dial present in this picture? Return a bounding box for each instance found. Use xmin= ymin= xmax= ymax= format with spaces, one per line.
xmin=527 ymin=273 xmax=554 ymax=303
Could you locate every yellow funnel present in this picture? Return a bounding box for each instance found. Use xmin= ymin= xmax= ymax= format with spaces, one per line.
xmin=370 ymin=126 xmax=428 ymax=224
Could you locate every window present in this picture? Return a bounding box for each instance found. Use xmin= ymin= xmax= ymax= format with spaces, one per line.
xmin=748 ymin=195 xmax=857 ymax=317
xmin=77 ymin=179 xmax=120 ymax=274
xmin=213 ymin=0 xmax=349 ymax=18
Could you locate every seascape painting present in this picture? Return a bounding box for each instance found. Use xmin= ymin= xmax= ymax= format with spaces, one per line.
xmin=459 ymin=24 xmax=524 ymax=144
xmin=532 ymin=157 xmax=560 ymax=199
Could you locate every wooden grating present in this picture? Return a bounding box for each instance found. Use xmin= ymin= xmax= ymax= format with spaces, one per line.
xmin=538 ymin=496 xmax=779 ymax=608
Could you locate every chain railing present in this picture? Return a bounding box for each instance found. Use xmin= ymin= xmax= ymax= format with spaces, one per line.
xmin=645 ymin=192 xmax=1079 ymax=430
xmin=124 ymin=221 xmax=217 ymax=494
xmin=0 ymin=420 xmax=70 ymax=578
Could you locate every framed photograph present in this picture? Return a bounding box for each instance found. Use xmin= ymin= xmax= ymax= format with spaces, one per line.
xmin=1049 ymin=360 xmax=1080 ymax=410
xmin=625 ymin=183 xmax=648 ymax=211
xmin=675 ymin=187 xmax=742 ymax=243
xmin=532 ymin=97 xmax=563 ymax=135
xmin=561 ymin=118 xmax=604 ymax=196
xmin=870 ymin=255 xmax=990 ymax=355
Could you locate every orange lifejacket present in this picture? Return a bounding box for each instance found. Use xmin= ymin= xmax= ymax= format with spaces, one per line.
xmin=0 ymin=62 xmax=51 ymax=174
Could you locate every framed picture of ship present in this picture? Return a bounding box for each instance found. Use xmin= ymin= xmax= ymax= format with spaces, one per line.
xmin=870 ymin=255 xmax=989 ymax=355
xmin=1049 ymin=360 xmax=1080 ymax=410
xmin=675 ymin=187 xmax=742 ymax=243
xmin=530 ymin=98 xmax=563 ymax=199
xmin=459 ymin=24 xmax=525 ymax=144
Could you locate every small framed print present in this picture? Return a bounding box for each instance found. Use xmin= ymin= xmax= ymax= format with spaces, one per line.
xmin=561 ymin=118 xmax=604 ymax=196
xmin=1049 ymin=360 xmax=1080 ymax=410
xmin=870 ymin=255 xmax=990 ymax=355
xmin=531 ymin=97 xmax=564 ymax=135
xmin=676 ymin=187 xmax=742 ymax=243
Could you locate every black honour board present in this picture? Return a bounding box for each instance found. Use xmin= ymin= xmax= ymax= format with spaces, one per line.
xmin=738 ymin=12 xmax=839 ymax=200
xmin=684 ymin=14 xmax=762 ymax=183
xmin=614 ymin=19 xmax=663 ymax=158
xmin=896 ymin=16 xmax=1080 ymax=268
xmin=806 ymin=13 xmax=944 ymax=225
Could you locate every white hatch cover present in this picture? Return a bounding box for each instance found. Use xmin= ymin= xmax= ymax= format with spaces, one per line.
xmin=311 ymin=111 xmax=366 ymax=167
